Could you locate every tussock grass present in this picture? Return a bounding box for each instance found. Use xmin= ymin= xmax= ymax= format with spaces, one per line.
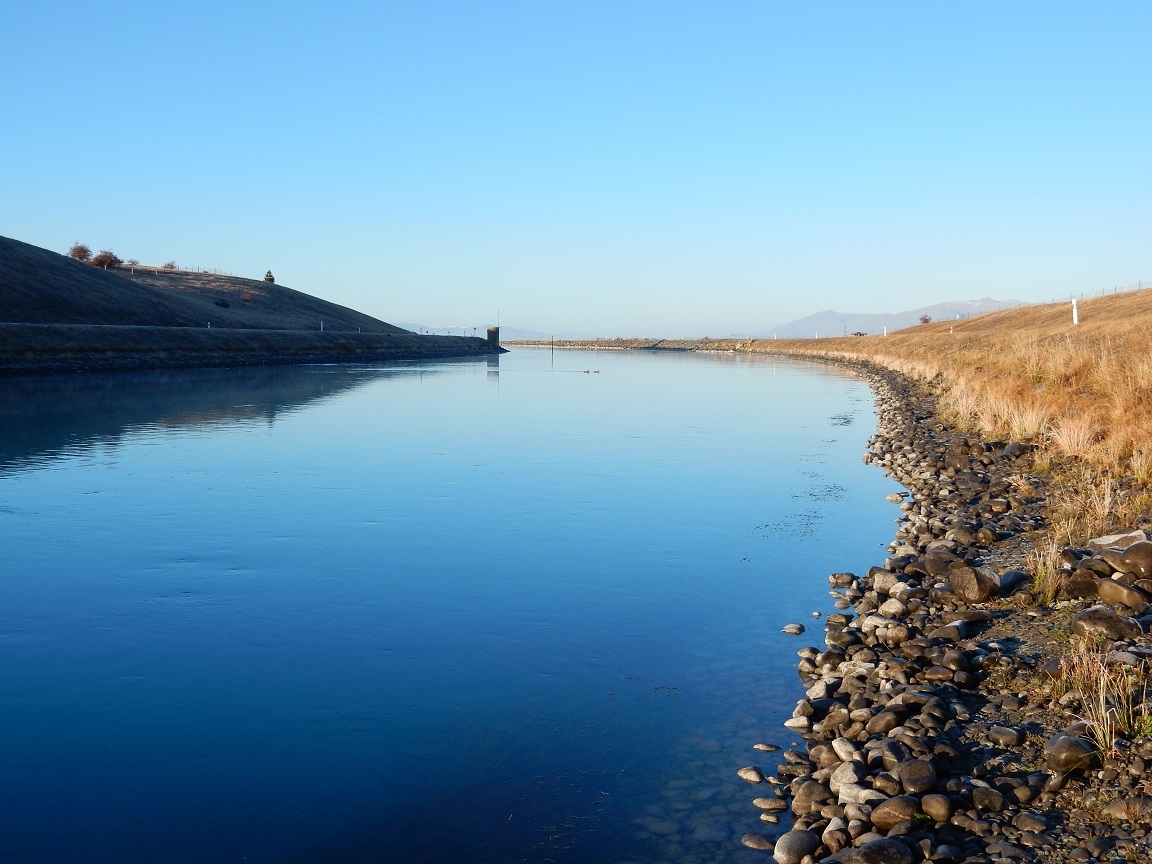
xmin=1062 ymin=642 xmax=1152 ymax=758
xmin=1026 ymin=538 xmax=1062 ymax=607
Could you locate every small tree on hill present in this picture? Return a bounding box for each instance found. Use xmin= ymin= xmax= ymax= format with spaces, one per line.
xmin=161 ymin=261 xmax=177 ymax=270
xmin=264 ymin=270 xmax=275 ymax=283
xmin=919 ymin=315 xmax=932 ymax=325
xmin=68 ymin=242 xmax=92 ymax=262
xmin=91 ymin=250 xmax=123 ymax=269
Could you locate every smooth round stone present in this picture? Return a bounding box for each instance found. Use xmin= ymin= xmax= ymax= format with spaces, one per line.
xmin=755 ymin=743 xmax=781 ymax=752
xmin=865 ymin=711 xmax=902 ymax=734
xmin=738 ymin=766 xmax=767 ymax=784
xmin=1011 ymin=783 xmax=1037 ymax=805
xmin=1097 ymin=578 xmax=1150 ymax=612
xmin=742 ymin=832 xmax=776 ymax=851
xmin=1121 ymin=541 xmax=1152 ymax=577
xmin=772 ymin=829 xmax=821 ymax=864
xmin=792 ymin=779 xmax=834 ymax=814
xmin=920 ymin=793 xmax=953 ymax=822
xmin=868 ymin=795 xmax=919 ymax=831
xmin=830 ymin=761 xmax=868 ymax=794
xmin=922 ymin=665 xmax=955 ymax=683
xmin=1013 ymin=812 xmax=1049 ymax=832
xmin=988 ymin=725 xmax=1024 ymax=747
xmin=898 ymin=759 xmax=936 ymax=795
xmin=952 ymin=669 xmax=977 ymax=688
xmin=941 ymin=649 xmax=971 ymax=672
xmin=782 ymin=623 xmax=806 ymax=635
xmin=947 ymin=564 xmax=999 ymax=603
xmin=1044 ymin=734 xmax=1096 ymax=772
xmin=754 ymin=797 xmax=789 ymax=812
xmin=1071 ymin=605 xmax=1142 ymax=642
xmin=971 ymin=786 xmax=1007 ymax=812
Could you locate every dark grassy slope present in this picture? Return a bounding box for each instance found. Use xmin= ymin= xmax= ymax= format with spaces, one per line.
xmin=0 ymin=234 xmax=410 ymax=333
xmin=0 ymin=235 xmax=498 ymax=372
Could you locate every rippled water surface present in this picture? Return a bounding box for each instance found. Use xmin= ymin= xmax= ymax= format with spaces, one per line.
xmin=0 ymin=349 xmax=900 ymax=863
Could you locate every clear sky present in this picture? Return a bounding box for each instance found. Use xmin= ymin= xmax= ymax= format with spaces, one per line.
xmin=5 ymin=2 xmax=1150 ymax=337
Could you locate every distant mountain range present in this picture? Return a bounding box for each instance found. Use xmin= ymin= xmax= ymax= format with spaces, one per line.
xmin=398 ymin=299 xmax=1027 ymax=342
xmin=394 ymin=323 xmax=593 ymax=341
xmin=761 ymin=298 xmax=1026 ymax=339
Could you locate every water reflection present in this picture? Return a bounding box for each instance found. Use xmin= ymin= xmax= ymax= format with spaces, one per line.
xmin=0 ymin=349 xmax=897 ymax=864
xmin=0 ymin=360 xmax=486 ymax=475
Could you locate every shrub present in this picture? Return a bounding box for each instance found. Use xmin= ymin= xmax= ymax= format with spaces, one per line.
xmin=161 ymin=261 xmax=177 ymax=270
xmin=126 ymin=258 xmax=139 ymax=266
xmin=264 ymin=270 xmax=275 ymax=283
xmin=68 ymin=243 xmax=91 ymax=262
xmin=91 ymin=250 xmax=123 ymax=269
xmin=214 ymin=298 xmax=230 ymax=308
xmin=919 ymin=315 xmax=932 ymax=325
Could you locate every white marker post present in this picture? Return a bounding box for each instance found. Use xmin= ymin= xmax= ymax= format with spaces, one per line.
xmin=1072 ymin=299 xmax=1079 ymax=326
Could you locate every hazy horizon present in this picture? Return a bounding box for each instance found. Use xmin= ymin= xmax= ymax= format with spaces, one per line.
xmin=5 ymin=2 xmax=1150 ymax=338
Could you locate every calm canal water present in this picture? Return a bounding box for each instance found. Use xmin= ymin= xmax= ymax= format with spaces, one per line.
xmin=0 ymin=348 xmax=900 ymax=863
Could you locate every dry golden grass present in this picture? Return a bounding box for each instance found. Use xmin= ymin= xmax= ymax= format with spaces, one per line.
xmin=1026 ymin=537 xmax=1062 ymax=607
xmin=1061 ymin=641 xmax=1152 ymax=758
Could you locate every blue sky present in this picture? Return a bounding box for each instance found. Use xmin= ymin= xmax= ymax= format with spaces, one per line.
xmin=5 ymin=2 xmax=1150 ymax=337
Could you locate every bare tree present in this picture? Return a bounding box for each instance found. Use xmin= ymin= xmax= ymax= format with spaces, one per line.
xmin=161 ymin=261 xmax=177 ymax=270
xmin=68 ymin=242 xmax=92 ymax=262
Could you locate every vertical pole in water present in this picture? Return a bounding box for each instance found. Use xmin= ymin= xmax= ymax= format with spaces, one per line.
xmin=321 ymin=320 xmax=324 ymax=332
xmin=1072 ymin=299 xmax=1079 ymax=326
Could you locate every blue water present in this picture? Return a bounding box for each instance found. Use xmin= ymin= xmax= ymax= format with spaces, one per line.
xmin=0 ymin=349 xmax=899 ymax=863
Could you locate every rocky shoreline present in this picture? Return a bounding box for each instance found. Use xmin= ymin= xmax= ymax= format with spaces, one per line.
xmin=738 ymin=359 xmax=1152 ymax=864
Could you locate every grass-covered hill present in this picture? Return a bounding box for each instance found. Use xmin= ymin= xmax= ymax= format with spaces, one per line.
xmin=0 ymin=235 xmax=499 ymax=373
xmin=0 ymin=234 xmax=410 ymax=334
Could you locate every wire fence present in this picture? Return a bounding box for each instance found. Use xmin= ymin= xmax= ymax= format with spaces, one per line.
xmin=132 ymin=265 xmax=237 ymax=276
xmin=1049 ymin=278 xmax=1149 ymax=304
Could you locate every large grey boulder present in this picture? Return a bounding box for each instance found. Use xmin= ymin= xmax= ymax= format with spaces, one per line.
xmin=1088 ymin=530 xmax=1148 ymax=552
xmin=1071 ymin=604 xmax=1142 ymax=642
xmin=1121 ymin=541 xmax=1152 ymax=578
xmin=1097 ymin=578 xmax=1151 ymax=613
xmin=948 ymin=563 xmax=999 ymax=603
xmin=868 ymin=795 xmax=919 ymax=830
xmin=1044 ymin=732 xmax=1096 ymax=772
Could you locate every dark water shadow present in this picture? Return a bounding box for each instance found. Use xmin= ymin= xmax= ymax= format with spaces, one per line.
xmin=0 ymin=360 xmax=485 ymax=476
